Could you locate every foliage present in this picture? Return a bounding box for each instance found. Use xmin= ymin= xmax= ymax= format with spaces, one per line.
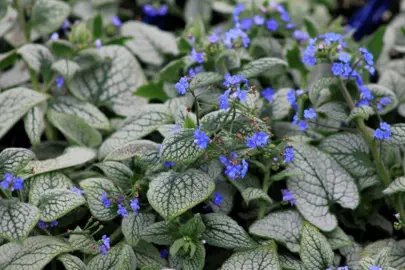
xmin=0 ymin=0 xmax=405 ymax=269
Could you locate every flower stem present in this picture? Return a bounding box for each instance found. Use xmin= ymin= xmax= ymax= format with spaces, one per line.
xmin=191 ymin=91 xmax=200 ymax=126
xmin=258 ymin=165 xmax=271 ymax=220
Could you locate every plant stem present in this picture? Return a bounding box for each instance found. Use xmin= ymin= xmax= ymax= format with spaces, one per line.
xmin=191 ymin=91 xmax=200 ymax=126
xmin=109 ymin=227 xmax=122 ymax=244
xmin=258 ymin=165 xmax=271 ymax=220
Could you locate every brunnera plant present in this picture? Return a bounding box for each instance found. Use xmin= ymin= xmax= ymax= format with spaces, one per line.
xmin=0 ymin=0 xmax=405 ymax=269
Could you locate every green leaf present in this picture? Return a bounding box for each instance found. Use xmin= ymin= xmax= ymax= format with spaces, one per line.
xmin=202 ymin=213 xmax=257 ymax=250
xmin=379 ymin=70 xmax=405 ymax=100
xmin=141 ymin=221 xmax=180 ymax=245
xmin=69 ymin=45 xmax=147 ymax=117
xmin=29 ymin=172 xmax=73 ymax=205
xmin=272 ymin=88 xmax=293 ymax=120
xmin=134 ymin=81 xmax=169 ymax=102
xmin=368 ymin=84 xmax=398 ymax=114
xmin=147 ymin=169 xmax=215 ymax=220
xmin=48 ymin=40 xmax=74 ymax=58
xmin=17 ymin=44 xmax=54 ymax=73
xmin=38 ymin=188 xmax=86 ymax=221
xmin=133 ymin=240 xmax=168 ymax=268
xmin=360 ymin=247 xmax=391 ymax=270
xmin=57 ymin=254 xmax=86 ymax=270
xmin=25 ymin=146 xmax=96 ymax=175
xmin=51 ymin=59 xmax=81 ymax=80
xmin=184 ymin=0 xmax=212 ymax=24
xmin=159 ymin=59 xmax=185 ymax=82
xmin=215 ymin=50 xmax=241 ymax=71
xmin=308 ymin=77 xmax=336 ymax=107
xmin=325 ymin=227 xmax=351 ymax=250
xmin=79 ymin=178 xmax=119 ymax=221
xmin=48 ymin=110 xmax=102 ymax=148
xmin=347 ymin=106 xmax=375 ymax=123
xmin=179 ymin=214 xmax=206 ymax=237
xmin=365 ymin=26 xmax=386 ymax=62
xmin=362 ymin=239 xmax=405 ymax=269
xmin=104 ymin=140 xmax=160 ymax=164
xmin=249 ymin=210 xmax=302 ymax=253
xmin=183 ymin=115 xmax=197 ymax=129
xmin=99 ymin=104 xmax=172 ymax=159
xmin=238 ymin=57 xmax=287 ymax=79
xmin=241 ymin=187 xmax=272 ymax=205
xmin=0 ymin=61 xmax=30 ymax=89
xmin=121 ymin=21 xmax=179 ymax=66
xmin=169 ymin=242 xmax=205 ymax=270
xmin=384 ymin=124 xmax=405 ymax=146
xmin=383 ymin=176 xmax=405 ymax=195
xmin=0 ymin=49 xmax=17 ymax=69
xmin=220 ymin=242 xmax=281 ymax=270
xmin=31 ymin=0 xmax=70 ymax=34
xmin=0 ymin=148 xmax=35 ymax=175
xmin=69 ymin=227 xmax=99 ymax=255
xmin=122 ymin=213 xmax=155 ymax=246
xmin=300 ymin=222 xmax=334 ymax=270
xmin=24 ymin=103 xmax=46 ymax=146
xmin=287 ymin=143 xmax=359 ymax=231
xmin=87 ymin=243 xmax=137 ymax=270
xmin=209 ymin=180 xmax=236 ymax=215
xmin=160 ymin=128 xmax=203 ymax=163
xmin=0 ymin=236 xmax=72 ymax=269
xmin=95 ymin=161 xmax=133 ymax=190
xmin=304 ymin=17 xmax=319 ymax=37
xmin=278 ymin=253 xmax=305 ymax=270
xmin=49 ymin=96 xmax=110 ymax=130
xmin=92 ymin=14 xmax=103 ymax=39
xmin=0 ymin=200 xmax=40 ymax=242
xmin=0 ymin=87 xmax=48 ymax=139
xmin=189 ymin=72 xmax=223 ymax=90
xmin=319 ymin=133 xmax=374 ymax=177
xmin=286 ymin=45 xmax=308 ymax=76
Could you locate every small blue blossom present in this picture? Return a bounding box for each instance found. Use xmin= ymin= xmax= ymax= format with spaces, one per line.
xmin=95 ymin=39 xmax=102 ymax=49
xmin=283 ymin=147 xmax=294 ymax=163
xmin=219 ymin=90 xmax=231 ymax=110
xmin=292 ymin=113 xmax=299 ymax=125
xmin=261 ymin=88 xmax=275 ymax=102
xmin=304 ymin=108 xmax=317 ymax=119
xmin=253 ymin=15 xmax=265 ymax=25
xmin=50 ymin=32 xmax=59 ymax=41
xmin=38 ymin=220 xmax=47 ymax=229
xmin=164 ymin=161 xmax=175 ymax=168
xmin=246 ymin=132 xmax=269 ymax=148
xmin=233 ymin=3 xmax=245 ymax=16
xmin=160 ymin=249 xmax=169 ymax=259
xmin=194 ymin=128 xmax=210 ymax=149
xmin=190 ymin=48 xmax=204 ymax=63
xmin=223 ymin=73 xmax=247 ymax=88
xmin=240 ymin=18 xmax=253 ymax=31
xmin=377 ymin=97 xmax=391 ymax=111
xmin=357 ymin=99 xmax=370 ymax=107
xmin=298 ymin=120 xmax=308 ymax=131
xmin=213 ymin=192 xmax=223 ymax=205
xmin=282 ymin=189 xmax=295 ymax=206
xmin=50 ymin=220 xmax=58 ymax=227
xmin=0 ymin=173 xmax=13 ymax=190
xmin=100 ymin=235 xmax=111 ymax=255
xmin=331 ymin=62 xmax=346 ymax=76
xmin=130 ymin=198 xmax=140 ymax=215
xmin=241 ymin=159 xmax=248 ymax=178
xmin=302 ymin=39 xmax=317 ymax=66
xmin=224 ymin=27 xmax=250 ymax=49
xmin=70 ymin=186 xmax=85 ymax=195
xmin=111 ymin=16 xmax=122 ymax=27
xmin=359 ymin=85 xmax=374 ymax=100
xmin=266 ymin=19 xmax=278 ymax=31
xmin=287 ymin=90 xmax=298 ymax=110
xmin=219 ymin=154 xmax=248 ymax=180
xmin=292 ymin=30 xmax=309 ymax=42
xmin=285 ymin=23 xmax=296 ymax=29
xmin=13 ymin=177 xmax=23 ymax=191
xmin=232 ymin=89 xmax=247 ymax=102
xmin=319 ymin=32 xmax=345 ymax=46
xmin=175 ymin=77 xmax=189 ymax=95
xmin=337 ymin=267 xmax=349 ymax=270
xmin=56 ymin=76 xmax=64 ymax=88
xmin=143 ymin=4 xmax=157 ymax=17
xmin=338 ymin=52 xmax=351 ymax=63
xmin=280 ymin=11 xmax=290 ymax=22
xmin=369 ymin=266 xmax=382 ymax=270
xmin=61 ymin=20 xmax=70 ymax=30
xmin=359 ymin=47 xmax=374 ymax=72
xmin=157 ymin=5 xmax=168 ymax=16
xmin=208 ymin=32 xmax=220 ymax=43
xmin=374 ymin=122 xmax=391 ymax=140
xmin=101 ymin=192 xmax=111 ymax=208
xmin=188 ymin=65 xmax=204 ymax=77
xmin=117 ymin=204 xmax=127 ymax=218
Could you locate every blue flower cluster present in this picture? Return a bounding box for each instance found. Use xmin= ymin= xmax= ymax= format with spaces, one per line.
xmin=111 ymin=16 xmax=122 ymax=28
xmin=261 ymin=87 xmax=275 ymax=102
xmin=213 ymin=192 xmax=223 ymax=205
xmin=194 ymin=128 xmax=210 ymax=149
xmin=175 ymin=77 xmax=189 ymax=95
xmin=246 ymin=132 xmax=269 ymax=149
xmin=369 ymin=266 xmax=382 ymax=270
xmin=219 ymin=153 xmax=248 ymax=180
xmin=286 ymin=89 xmax=316 ymax=131
xmin=38 ymin=220 xmax=58 ymax=229
xmin=99 ymin=235 xmax=111 ymax=255
xmin=282 ymin=189 xmax=295 ymax=206
xmin=0 ymin=173 xmax=23 ymax=191
xmin=283 ymin=147 xmax=294 ymax=163
xmin=190 ymin=48 xmax=205 ymax=64
xmin=143 ymin=4 xmax=168 ymax=17
xmin=70 ymin=186 xmax=85 ymax=195
xmin=374 ymin=122 xmax=391 ymax=140
xmin=101 ymin=191 xmax=141 ymax=217
xmin=160 ymin=249 xmax=169 ymax=259
xmin=101 ymin=191 xmax=111 ymax=208
xmin=218 ymin=73 xmax=249 ymax=110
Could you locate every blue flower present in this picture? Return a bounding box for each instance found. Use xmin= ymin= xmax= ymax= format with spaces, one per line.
xmin=117 ymin=204 xmax=127 ymax=218
xmin=246 ymin=132 xmax=269 ymax=148
xmin=338 ymin=52 xmax=351 ymax=63
xmin=50 ymin=220 xmax=58 ymax=227
xmin=320 ymin=32 xmax=345 ymax=46
xmin=302 ymin=39 xmax=317 ymax=66
xmin=240 ymin=18 xmax=253 ymax=31
xmin=223 ymin=73 xmax=247 ymax=88
xmin=101 ymin=192 xmax=111 ymax=208
xmin=261 ymin=88 xmax=275 ymax=102
xmin=208 ymin=32 xmax=220 ymax=43
xmin=280 ymin=11 xmax=290 ymax=22
xmin=175 ymin=77 xmax=189 ymax=95
xmin=111 ymin=16 xmax=122 ymax=27
xmin=61 ymin=20 xmax=70 ymax=30
xmin=130 ymin=198 xmax=140 ymax=215
xmin=50 ymin=32 xmax=59 ymax=41
xmin=188 ymin=65 xmax=204 ymax=77
xmin=157 ymin=4 xmax=168 ymax=16
xmin=100 ymin=235 xmax=111 ymax=255
xmin=56 ymin=76 xmax=64 ymax=88
xmin=369 ymin=266 xmax=381 ymax=270
xmin=143 ymin=4 xmax=157 ymax=17
xmin=374 ymin=122 xmax=391 ymax=140
xmin=266 ymin=19 xmax=278 ymax=31
xmin=38 ymin=220 xmax=47 ymax=229
xmin=282 ymin=189 xmax=295 ymax=206
xmin=292 ymin=30 xmax=308 ymax=42
xmin=194 ymin=128 xmax=210 ymax=149
xmin=70 ymin=186 xmax=85 ymax=195
xmin=253 ymin=15 xmax=265 ymax=25
xmin=359 ymin=47 xmax=374 ymax=66
xmin=95 ymin=39 xmax=102 ymax=49
xmin=283 ymin=147 xmax=294 ymax=163
xmin=241 ymin=159 xmax=248 ymax=178
xmin=359 ymin=86 xmax=374 ymax=100
xmin=304 ymin=108 xmax=317 ymax=119
xmin=357 ymin=99 xmax=370 ymax=107
xmin=13 ymin=177 xmax=23 ymax=191
xmin=224 ymin=27 xmax=250 ymax=49
xmin=190 ymin=48 xmax=204 ymax=63
xmin=219 ymin=154 xmax=248 ymax=180
xmin=219 ymin=90 xmax=231 ymax=110
xmin=232 ymin=90 xmax=247 ymax=102
xmin=164 ymin=161 xmax=175 ymax=168
xmin=337 ymin=267 xmax=349 ymax=270
xmin=298 ymin=120 xmax=308 ymax=131
xmin=160 ymin=249 xmax=169 ymax=259
xmin=233 ymin=3 xmax=245 ymax=16
xmin=287 ymin=90 xmax=298 ymax=110
xmin=331 ymin=62 xmax=345 ymax=76
xmin=285 ymin=23 xmax=296 ymax=29
xmin=0 ymin=173 xmax=13 ymax=190
xmin=213 ymin=192 xmax=223 ymax=205
xmin=377 ymin=97 xmax=391 ymax=111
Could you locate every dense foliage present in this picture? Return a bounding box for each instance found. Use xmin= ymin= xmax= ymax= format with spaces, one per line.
xmin=1 ymin=0 xmax=405 ymax=269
